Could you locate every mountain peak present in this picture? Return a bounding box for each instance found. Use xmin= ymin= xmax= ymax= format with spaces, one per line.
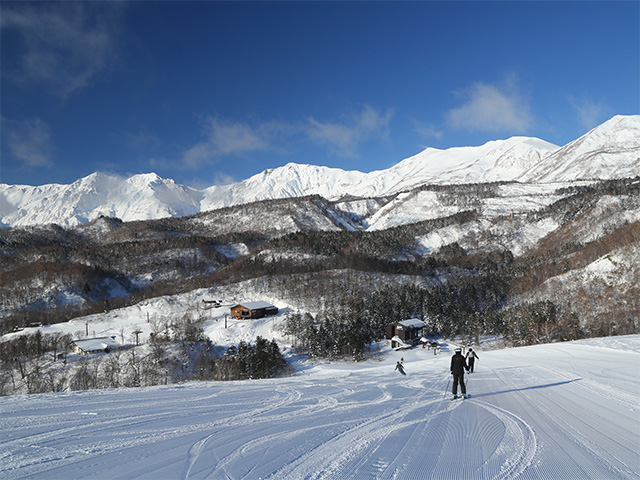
xmin=1 ymin=115 xmax=637 ymax=227
xmin=365 ymin=135 xmax=558 ymax=193
xmin=518 ymin=115 xmax=640 ymax=183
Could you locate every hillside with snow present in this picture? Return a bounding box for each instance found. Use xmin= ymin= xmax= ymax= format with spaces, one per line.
xmin=1 ymin=242 xmax=638 ymax=477
xmin=2 ymin=175 xmax=638 ymax=338
xmin=2 ymin=327 xmax=638 ymax=479
xmin=1 ymin=115 xmax=638 ymax=228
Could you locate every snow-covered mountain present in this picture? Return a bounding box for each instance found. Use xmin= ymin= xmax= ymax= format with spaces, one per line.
xmin=352 ymin=136 xmax=558 ymax=198
xmin=200 ymin=135 xmax=559 ymax=208
xmin=518 ymin=115 xmax=640 ymax=182
xmin=0 ymin=172 xmax=203 ymax=228
xmin=200 ymin=163 xmax=367 ymax=212
xmin=1 ymin=115 xmax=638 ymax=228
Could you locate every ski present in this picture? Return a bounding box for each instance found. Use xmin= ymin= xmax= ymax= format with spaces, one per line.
xmin=451 ymin=394 xmax=470 ymax=400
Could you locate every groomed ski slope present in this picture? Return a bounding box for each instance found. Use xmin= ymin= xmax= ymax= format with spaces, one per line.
xmin=1 ymin=336 xmax=639 ymax=480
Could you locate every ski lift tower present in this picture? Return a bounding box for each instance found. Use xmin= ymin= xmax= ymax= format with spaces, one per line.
xmin=132 ymin=328 xmax=143 ymax=346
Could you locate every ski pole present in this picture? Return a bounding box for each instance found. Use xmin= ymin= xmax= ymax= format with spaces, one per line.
xmin=444 ymin=374 xmax=451 ymax=399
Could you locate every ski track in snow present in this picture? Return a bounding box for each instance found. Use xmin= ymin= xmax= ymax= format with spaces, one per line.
xmin=1 ymin=338 xmax=639 ymax=480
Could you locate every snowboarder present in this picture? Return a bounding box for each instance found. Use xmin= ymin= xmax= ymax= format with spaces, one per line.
xmin=466 ymin=348 xmax=479 ymax=373
xmin=450 ymin=347 xmax=469 ymax=398
xmin=395 ymin=361 xmax=406 ymax=375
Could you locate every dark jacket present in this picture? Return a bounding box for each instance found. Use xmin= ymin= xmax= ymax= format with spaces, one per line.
xmin=450 ymin=353 xmax=468 ymax=375
xmin=466 ymin=351 xmax=479 ymax=360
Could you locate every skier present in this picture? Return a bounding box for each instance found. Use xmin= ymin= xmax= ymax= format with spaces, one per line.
xmin=395 ymin=361 xmax=406 ymax=375
xmin=450 ymin=347 xmax=469 ymax=399
xmin=466 ymin=347 xmax=479 ymax=373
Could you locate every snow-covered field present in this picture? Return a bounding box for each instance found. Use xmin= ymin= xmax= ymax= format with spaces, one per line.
xmin=2 ymin=335 xmax=639 ymax=479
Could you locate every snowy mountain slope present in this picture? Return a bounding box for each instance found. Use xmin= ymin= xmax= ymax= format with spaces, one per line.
xmin=351 ymin=136 xmax=558 ymax=199
xmin=202 ymin=136 xmax=557 ymax=209
xmin=2 ymin=115 xmax=637 ymax=228
xmin=519 ymin=115 xmax=640 ymax=183
xmin=523 ymin=242 xmax=640 ymax=332
xmin=188 ymin=196 xmax=351 ymax=238
xmin=365 ymin=183 xmax=569 ymax=231
xmin=1 ymin=332 xmax=638 ymax=479
xmin=401 ymin=181 xmax=640 ymax=257
xmin=2 ymin=177 xmax=638 ymax=326
xmin=200 ymin=163 xmax=366 ymax=211
xmin=0 ymin=172 xmax=203 ymax=228
xmin=74 ymin=195 xmax=351 ymax=246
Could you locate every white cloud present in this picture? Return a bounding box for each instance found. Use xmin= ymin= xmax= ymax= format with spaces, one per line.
xmin=182 ymin=142 xmax=217 ymax=170
xmin=181 ymin=171 xmax=236 ymax=190
xmin=179 ymin=106 xmax=393 ymax=169
xmin=305 ymin=105 xmax=393 ymax=157
xmin=447 ymin=75 xmax=533 ymax=133
xmin=305 ymin=119 xmax=356 ymax=155
xmin=4 ymin=117 xmax=53 ymax=168
xmin=413 ymin=121 xmax=444 ymax=140
xmin=180 ymin=117 xmax=288 ymax=169
xmin=211 ymin=172 xmax=237 ymax=186
xmin=206 ymin=117 xmax=272 ymax=155
xmin=1 ymin=2 xmax=124 ymax=98
xmin=569 ymin=96 xmax=609 ymax=131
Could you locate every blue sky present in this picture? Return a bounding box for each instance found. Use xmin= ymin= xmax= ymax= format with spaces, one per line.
xmin=1 ymin=1 xmax=638 ymax=188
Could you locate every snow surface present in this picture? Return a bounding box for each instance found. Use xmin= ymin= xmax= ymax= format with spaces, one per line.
xmin=2 ymin=334 xmax=639 ymax=479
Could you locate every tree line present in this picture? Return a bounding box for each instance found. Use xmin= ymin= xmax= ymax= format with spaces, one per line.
xmin=0 ymin=319 xmax=290 ymax=396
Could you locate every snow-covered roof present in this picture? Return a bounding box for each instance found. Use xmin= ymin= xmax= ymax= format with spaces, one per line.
xmin=390 ymin=335 xmax=411 ymax=348
xmin=398 ymin=318 xmax=426 ymax=329
xmin=233 ymin=301 xmax=276 ymax=310
xmin=72 ymin=337 xmax=121 ymax=352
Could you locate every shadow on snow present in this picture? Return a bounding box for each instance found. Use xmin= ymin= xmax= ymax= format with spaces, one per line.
xmin=467 ymin=378 xmax=582 ymax=399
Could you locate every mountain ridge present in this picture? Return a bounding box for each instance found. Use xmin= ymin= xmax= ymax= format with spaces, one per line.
xmin=1 ymin=114 xmax=638 ymax=228
xmin=519 ymin=115 xmax=640 ymax=182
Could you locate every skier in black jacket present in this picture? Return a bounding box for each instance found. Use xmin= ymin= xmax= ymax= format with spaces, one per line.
xmin=466 ymin=348 xmax=479 ymax=373
xmin=450 ymin=347 xmax=469 ymax=398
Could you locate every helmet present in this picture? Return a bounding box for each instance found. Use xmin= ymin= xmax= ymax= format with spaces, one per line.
xmin=455 ymin=347 xmax=462 ymax=352
xmin=468 ymin=348 xmax=473 ymax=351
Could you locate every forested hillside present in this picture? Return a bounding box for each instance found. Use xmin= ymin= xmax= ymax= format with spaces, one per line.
xmin=2 ymin=178 xmax=639 ymax=344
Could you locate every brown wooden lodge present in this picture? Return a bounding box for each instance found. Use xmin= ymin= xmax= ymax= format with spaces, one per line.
xmin=230 ymin=301 xmax=279 ymax=319
xmin=386 ymin=318 xmax=426 ymax=349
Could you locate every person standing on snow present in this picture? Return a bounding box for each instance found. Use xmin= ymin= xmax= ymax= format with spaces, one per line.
xmin=395 ymin=361 xmax=406 ymax=375
xmin=466 ymin=348 xmax=479 ymax=373
xmin=450 ymin=347 xmax=469 ymax=398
